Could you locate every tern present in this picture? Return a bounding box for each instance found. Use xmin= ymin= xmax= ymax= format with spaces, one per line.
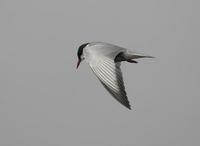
xmin=76 ymin=42 xmax=153 ymax=109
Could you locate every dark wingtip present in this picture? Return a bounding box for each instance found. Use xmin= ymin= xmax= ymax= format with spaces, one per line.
xmin=123 ymin=100 xmax=132 ymax=110
xmin=126 ymin=104 xmax=132 ymax=110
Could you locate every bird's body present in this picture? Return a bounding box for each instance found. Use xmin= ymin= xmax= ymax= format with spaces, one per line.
xmin=76 ymin=42 xmax=153 ymax=109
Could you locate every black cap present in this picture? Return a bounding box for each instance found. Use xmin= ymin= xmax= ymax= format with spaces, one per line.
xmin=77 ymin=43 xmax=89 ymax=60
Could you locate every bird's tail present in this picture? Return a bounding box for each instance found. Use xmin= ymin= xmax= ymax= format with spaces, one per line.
xmin=125 ymin=50 xmax=155 ymax=60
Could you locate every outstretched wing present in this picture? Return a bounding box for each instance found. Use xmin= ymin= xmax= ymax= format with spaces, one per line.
xmin=89 ymin=57 xmax=131 ymax=109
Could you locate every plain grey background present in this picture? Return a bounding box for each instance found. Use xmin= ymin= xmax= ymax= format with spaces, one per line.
xmin=1 ymin=0 xmax=200 ymax=145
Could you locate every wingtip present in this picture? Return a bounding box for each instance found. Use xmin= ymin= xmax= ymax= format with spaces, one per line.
xmin=124 ymin=102 xmax=132 ymax=110
xmin=127 ymin=105 xmax=132 ymax=110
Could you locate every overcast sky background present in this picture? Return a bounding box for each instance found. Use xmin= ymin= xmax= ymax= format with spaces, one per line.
xmin=1 ymin=0 xmax=200 ymax=146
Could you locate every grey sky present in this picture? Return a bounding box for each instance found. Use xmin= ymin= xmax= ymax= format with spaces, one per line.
xmin=1 ymin=0 xmax=200 ymax=146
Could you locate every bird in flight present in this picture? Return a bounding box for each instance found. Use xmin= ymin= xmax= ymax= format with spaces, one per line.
xmin=76 ymin=42 xmax=153 ymax=109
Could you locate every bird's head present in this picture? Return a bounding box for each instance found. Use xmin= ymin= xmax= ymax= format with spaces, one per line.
xmin=76 ymin=43 xmax=89 ymax=69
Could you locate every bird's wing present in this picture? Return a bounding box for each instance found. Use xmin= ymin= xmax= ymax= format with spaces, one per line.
xmin=89 ymin=56 xmax=131 ymax=109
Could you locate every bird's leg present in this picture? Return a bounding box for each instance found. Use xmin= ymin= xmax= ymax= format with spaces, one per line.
xmin=127 ymin=59 xmax=138 ymax=63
